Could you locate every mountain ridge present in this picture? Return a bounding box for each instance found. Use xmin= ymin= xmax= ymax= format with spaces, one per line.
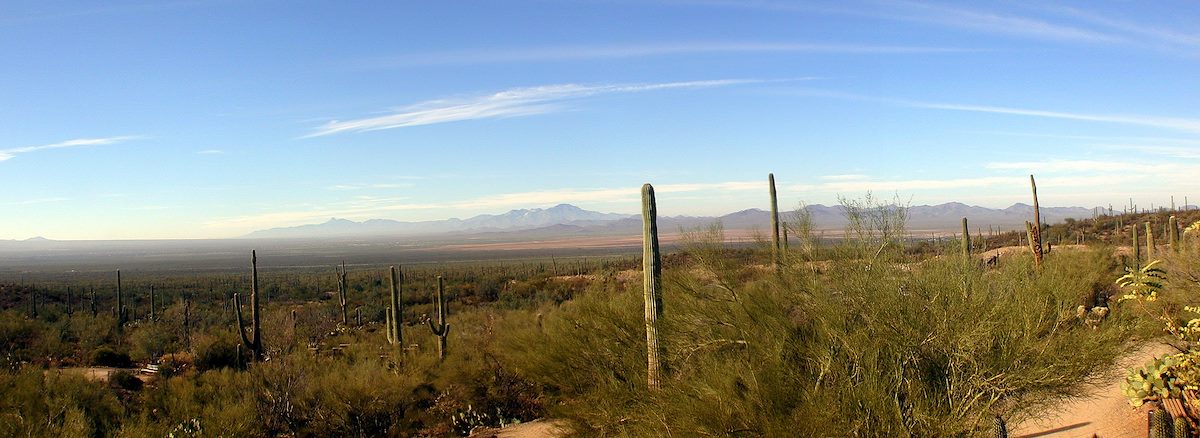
xmin=242 ymin=202 xmax=1104 ymax=239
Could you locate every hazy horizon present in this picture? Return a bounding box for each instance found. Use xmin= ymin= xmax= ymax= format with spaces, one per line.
xmin=3 ymin=1 xmax=1197 ymax=240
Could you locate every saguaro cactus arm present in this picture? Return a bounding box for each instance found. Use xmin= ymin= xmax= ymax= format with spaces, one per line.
xmin=234 ymin=292 xmax=252 ymax=347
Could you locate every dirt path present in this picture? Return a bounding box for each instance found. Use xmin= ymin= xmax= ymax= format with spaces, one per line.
xmin=469 ymin=419 xmax=568 ymax=438
xmin=1010 ymin=341 xmax=1177 ymax=438
xmin=49 ymin=366 xmax=150 ymax=383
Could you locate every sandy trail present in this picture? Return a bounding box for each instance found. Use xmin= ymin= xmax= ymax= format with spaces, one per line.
xmin=470 ymin=419 xmax=568 ymax=438
xmin=1010 ymin=341 xmax=1177 ymax=438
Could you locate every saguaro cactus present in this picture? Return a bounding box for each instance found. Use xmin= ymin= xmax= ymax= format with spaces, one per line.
xmin=1029 ymin=175 xmax=1044 ymax=267
xmin=961 ymin=217 xmax=971 ymax=258
xmin=386 ymin=266 xmax=403 ymax=347
xmin=337 ymin=261 xmax=348 ymax=326
xmin=428 ymin=275 xmax=450 ymax=361
xmin=769 ymin=173 xmax=781 ymax=273
xmin=183 ymin=298 xmax=191 ymax=351
xmin=29 ymin=288 xmax=37 ymax=319
xmin=642 ymin=183 xmax=665 ymax=390
xmin=234 ymin=251 xmax=264 ymax=361
xmin=116 ymin=270 xmax=127 ymax=326
xmin=1146 ymin=221 xmax=1155 ymax=258
xmin=1170 ymin=215 xmax=1181 ymax=253
xmin=90 ymin=287 xmax=97 ymax=317
xmin=781 ymin=221 xmax=790 ymax=255
xmin=149 ymin=285 xmax=156 ymax=322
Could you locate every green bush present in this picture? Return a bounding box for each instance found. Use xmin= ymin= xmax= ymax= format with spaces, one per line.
xmin=110 ymin=369 xmax=143 ymax=391
xmin=0 ymin=367 xmax=123 ymax=437
xmin=193 ymin=334 xmax=242 ymax=371
xmin=501 ymin=223 xmax=1136 ymax=436
xmin=88 ymin=346 xmax=132 ymax=368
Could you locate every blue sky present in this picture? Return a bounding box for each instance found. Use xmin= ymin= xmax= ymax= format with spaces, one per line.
xmin=2 ymin=0 xmax=1198 ymax=239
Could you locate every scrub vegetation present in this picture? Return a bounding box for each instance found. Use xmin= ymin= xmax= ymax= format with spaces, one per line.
xmin=0 ymin=186 xmax=1192 ymax=437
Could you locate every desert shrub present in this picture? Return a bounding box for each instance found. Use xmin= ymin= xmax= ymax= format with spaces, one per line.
xmin=297 ymin=354 xmax=432 ymax=436
xmin=0 ymin=367 xmax=123 ymax=437
xmin=110 ymin=369 xmax=143 ymax=391
xmin=89 ymin=346 xmax=132 ymax=368
xmin=193 ymin=333 xmax=243 ymax=371
xmin=0 ymin=313 xmax=42 ymax=368
xmin=128 ymin=323 xmax=178 ymax=363
xmin=502 ymin=217 xmax=1136 ymax=436
xmin=135 ymin=368 xmax=260 ymax=436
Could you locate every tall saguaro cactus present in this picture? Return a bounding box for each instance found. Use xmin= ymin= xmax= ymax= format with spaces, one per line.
xmin=1170 ymin=215 xmax=1181 ymax=253
xmin=234 ymin=251 xmax=264 ymax=361
xmin=642 ymin=183 xmax=665 ymax=390
xmin=337 ymin=261 xmax=348 ymax=326
xmin=386 ymin=266 xmax=403 ymax=347
xmin=428 ymin=275 xmax=450 ymax=361
xmin=1029 ymin=175 xmax=1044 ymax=267
xmin=1146 ymin=221 xmax=1155 ymax=258
xmin=961 ymin=217 xmax=971 ymax=258
xmin=183 ymin=298 xmax=191 ymax=351
xmin=769 ymin=173 xmax=781 ymax=273
xmin=149 ymin=285 xmax=156 ymax=321
xmin=116 ymin=270 xmax=127 ymax=326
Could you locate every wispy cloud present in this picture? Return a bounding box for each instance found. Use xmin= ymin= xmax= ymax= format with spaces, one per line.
xmin=1098 ymin=144 xmax=1200 ymax=160
xmin=907 ymin=102 xmax=1200 ymax=134
xmin=362 ymin=42 xmax=976 ymax=67
xmin=0 ymin=136 xmax=140 ymax=162
xmin=677 ymin=0 xmax=1119 ymax=43
xmin=197 ymin=149 xmax=225 ymax=155
xmin=3 ymin=197 xmax=71 ymax=206
xmin=880 ymin=1 xmax=1119 ymax=43
xmin=329 ymin=183 xmax=415 ymax=190
xmin=985 ymin=159 xmax=1168 ymax=173
xmin=787 ymin=88 xmax=1200 ymax=135
xmin=1043 ymin=5 xmax=1200 ymax=53
xmin=305 ymin=79 xmax=769 ymax=137
xmin=820 ymin=174 xmax=869 ymax=181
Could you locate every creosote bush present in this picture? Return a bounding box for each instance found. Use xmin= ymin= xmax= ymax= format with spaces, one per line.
xmin=502 ymin=205 xmax=1137 ymax=436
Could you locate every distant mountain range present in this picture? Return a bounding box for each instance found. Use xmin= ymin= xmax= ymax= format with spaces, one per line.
xmin=242 ymin=202 xmax=1103 ymax=239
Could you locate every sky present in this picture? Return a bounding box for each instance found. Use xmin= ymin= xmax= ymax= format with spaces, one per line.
xmin=1 ymin=0 xmax=1198 ymax=240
